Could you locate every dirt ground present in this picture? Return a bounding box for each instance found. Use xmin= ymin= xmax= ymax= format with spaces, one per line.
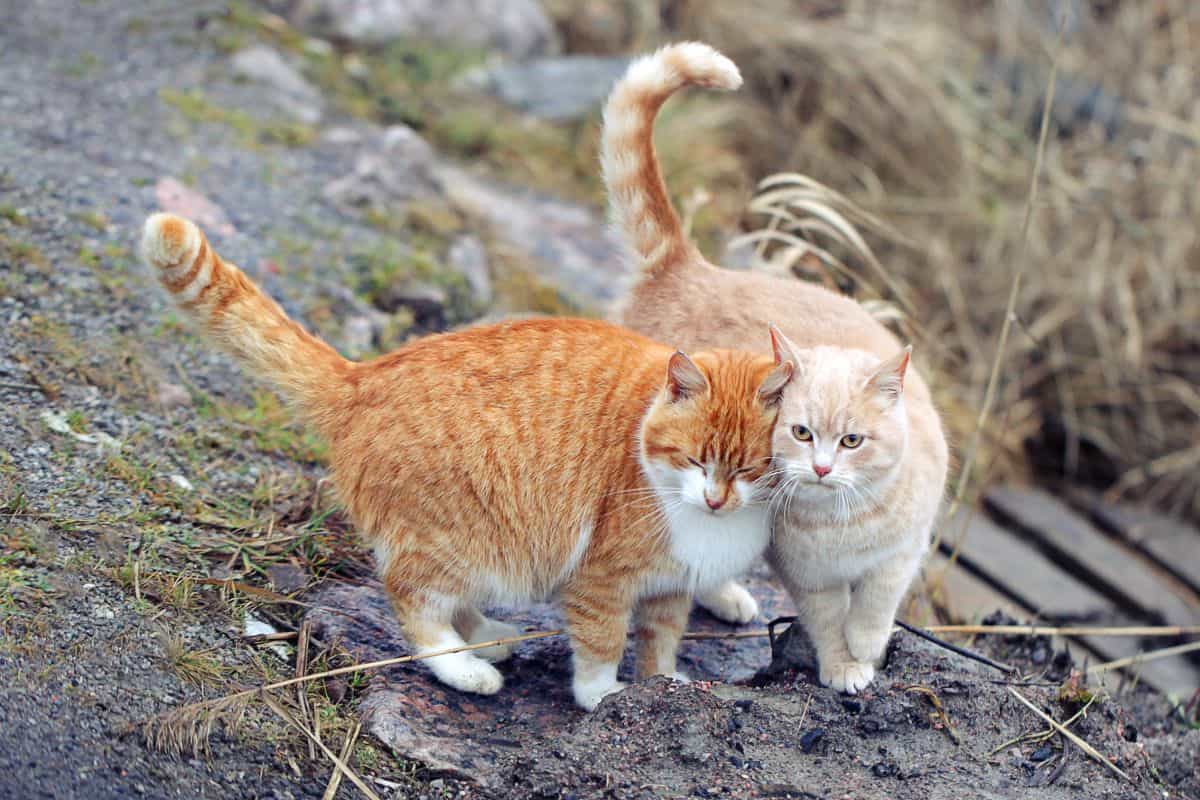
xmin=1 ymin=1 xmax=1197 ymax=799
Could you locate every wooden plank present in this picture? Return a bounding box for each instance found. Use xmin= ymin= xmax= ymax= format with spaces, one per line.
xmin=943 ymin=513 xmax=1200 ymax=698
xmin=921 ymin=552 xmax=1027 ymax=624
xmin=1068 ymin=488 xmax=1200 ymax=594
xmin=985 ymin=486 xmax=1200 ymax=629
xmin=942 ymin=513 xmax=1106 ymax=619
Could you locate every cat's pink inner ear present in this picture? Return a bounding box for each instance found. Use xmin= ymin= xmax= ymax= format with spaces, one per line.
xmin=867 ymin=345 xmax=912 ymax=400
xmin=667 ymin=351 xmax=708 ymax=401
xmin=758 ymin=360 xmax=794 ymax=406
xmin=767 ymin=323 xmax=799 ymax=367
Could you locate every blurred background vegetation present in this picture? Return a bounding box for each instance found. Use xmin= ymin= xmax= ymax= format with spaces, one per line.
xmin=225 ymin=0 xmax=1199 ymax=519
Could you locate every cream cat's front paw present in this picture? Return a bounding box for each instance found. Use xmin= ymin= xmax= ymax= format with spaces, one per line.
xmin=819 ymin=660 xmax=875 ymax=694
xmin=695 ymin=581 xmax=759 ymax=624
xmin=845 ymin=625 xmax=891 ymax=665
xmin=464 ymin=617 xmax=522 ymax=663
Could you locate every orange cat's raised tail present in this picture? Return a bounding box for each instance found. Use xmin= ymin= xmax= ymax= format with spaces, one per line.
xmin=600 ymin=42 xmax=741 ymax=273
xmin=140 ymin=213 xmax=350 ymax=417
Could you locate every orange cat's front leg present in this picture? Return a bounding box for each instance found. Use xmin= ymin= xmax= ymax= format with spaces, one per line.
xmin=561 ymin=579 xmax=635 ymax=711
xmin=634 ymin=592 xmax=692 ymax=682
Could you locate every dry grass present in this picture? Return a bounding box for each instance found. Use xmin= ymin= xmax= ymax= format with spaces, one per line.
xmin=587 ymin=0 xmax=1200 ymax=519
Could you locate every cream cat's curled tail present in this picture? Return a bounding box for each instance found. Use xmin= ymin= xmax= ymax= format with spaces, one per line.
xmin=140 ymin=213 xmax=350 ymax=418
xmin=601 ymin=42 xmax=741 ymax=271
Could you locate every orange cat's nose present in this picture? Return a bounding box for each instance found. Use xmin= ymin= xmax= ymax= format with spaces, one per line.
xmin=705 ymin=493 xmax=725 ymax=511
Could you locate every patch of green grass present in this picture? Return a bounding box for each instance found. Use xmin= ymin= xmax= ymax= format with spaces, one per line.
xmin=64 ymin=409 xmax=88 ymax=434
xmin=160 ymin=88 xmax=316 ymax=149
xmin=194 ymin=388 xmax=327 ymax=464
xmin=163 ymin=632 xmax=226 ymax=687
xmin=0 ymin=233 xmax=47 ymax=270
xmin=0 ymin=204 xmax=28 ymax=226
xmin=61 ymin=51 xmax=101 ymax=79
xmin=78 ymin=246 xmax=100 ymax=270
xmin=74 ymin=210 xmax=109 ymax=232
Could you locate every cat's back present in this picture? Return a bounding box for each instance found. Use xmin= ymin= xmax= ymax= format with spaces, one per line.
xmin=354 ymin=317 xmax=666 ymax=399
xmin=624 ymin=261 xmax=900 ymax=359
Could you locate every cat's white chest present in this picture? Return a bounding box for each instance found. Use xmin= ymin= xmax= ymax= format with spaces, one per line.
xmin=657 ymin=504 xmax=772 ymax=593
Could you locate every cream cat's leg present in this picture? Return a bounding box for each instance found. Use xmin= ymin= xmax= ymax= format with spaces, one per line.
xmin=452 ymin=606 xmax=521 ymax=663
xmin=845 ymin=553 xmax=923 ymax=665
xmin=562 ymin=582 xmax=635 ymax=711
xmin=634 ymin=592 xmax=693 ymax=682
xmin=694 ymin=579 xmax=759 ymax=625
xmin=792 ymin=583 xmax=875 ymax=694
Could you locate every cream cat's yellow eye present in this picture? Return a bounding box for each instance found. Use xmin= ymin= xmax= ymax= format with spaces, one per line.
xmin=792 ymin=425 xmax=812 ymax=442
xmin=841 ymin=433 xmax=864 ymax=449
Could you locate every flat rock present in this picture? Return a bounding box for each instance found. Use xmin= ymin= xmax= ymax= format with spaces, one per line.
xmin=305 ymin=566 xmax=792 ymax=785
xmin=470 ymin=56 xmax=631 ymax=121
xmin=433 ymin=163 xmax=632 ymax=310
xmin=286 ymin=0 xmax=558 ymax=58
xmin=231 ymin=45 xmax=323 ymax=124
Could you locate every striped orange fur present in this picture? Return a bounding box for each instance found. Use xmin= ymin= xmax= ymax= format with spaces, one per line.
xmin=141 ymin=213 xmax=793 ymax=709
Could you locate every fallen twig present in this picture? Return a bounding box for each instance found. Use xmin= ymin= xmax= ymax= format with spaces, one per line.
xmin=906 ymin=685 xmax=961 ymax=745
xmin=926 ymin=624 xmax=1200 ymax=638
xmin=1006 ymin=687 xmax=1130 ymax=782
xmin=263 ymin=695 xmax=381 ymax=800
xmin=322 ymin=721 xmax=362 ymax=800
xmin=893 ymin=619 xmax=1016 ymax=674
xmin=1086 ymin=640 xmax=1200 ymax=677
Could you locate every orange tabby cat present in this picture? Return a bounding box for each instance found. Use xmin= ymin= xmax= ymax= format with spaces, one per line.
xmin=140 ymin=213 xmax=793 ymax=710
xmin=601 ymin=43 xmax=949 ymax=693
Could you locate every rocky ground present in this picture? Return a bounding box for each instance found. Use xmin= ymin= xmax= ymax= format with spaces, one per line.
xmin=1 ymin=1 xmax=1196 ymax=799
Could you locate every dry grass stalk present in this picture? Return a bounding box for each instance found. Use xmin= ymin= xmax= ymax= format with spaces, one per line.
xmin=323 ymin=722 xmax=362 ymax=800
xmin=262 ymin=694 xmax=381 ymax=800
xmin=928 ymin=624 xmax=1200 ymax=638
xmin=1007 ymin=687 xmax=1131 ymax=782
xmin=950 ymin=24 xmax=1062 ymax=526
xmin=989 ymin=694 xmax=1095 ymax=756
xmin=1086 ymin=640 xmax=1200 ymax=678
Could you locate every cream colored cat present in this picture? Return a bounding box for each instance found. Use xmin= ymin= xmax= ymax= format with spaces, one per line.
xmin=600 ymin=42 xmax=950 ymax=693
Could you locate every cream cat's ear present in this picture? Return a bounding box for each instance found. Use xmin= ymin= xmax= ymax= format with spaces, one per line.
xmin=666 ymin=351 xmax=708 ymax=401
xmin=767 ymin=323 xmax=801 ymax=367
xmin=865 ymin=345 xmax=912 ymax=402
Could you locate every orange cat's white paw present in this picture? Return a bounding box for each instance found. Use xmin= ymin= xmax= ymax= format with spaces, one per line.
xmin=427 ymin=652 xmax=504 ymax=695
xmin=465 ymin=617 xmax=521 ymax=663
xmin=696 ymin=582 xmax=759 ymax=625
xmin=819 ymin=660 xmax=875 ymax=695
xmin=846 ymin=626 xmax=890 ymax=664
xmin=573 ymin=663 xmax=626 ymax=711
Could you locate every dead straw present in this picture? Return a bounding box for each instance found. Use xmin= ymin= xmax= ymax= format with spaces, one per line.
xmin=262 ymin=694 xmax=381 ymax=800
xmin=1086 ymin=641 xmax=1200 ymax=677
xmin=925 ymin=624 xmax=1200 ymax=638
xmin=322 ymin=721 xmax=362 ymax=800
xmin=1006 ymin=687 xmax=1131 ymax=782
xmin=947 ymin=21 xmax=1062 ymax=526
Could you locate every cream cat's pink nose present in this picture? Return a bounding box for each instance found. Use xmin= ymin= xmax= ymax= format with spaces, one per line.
xmin=813 ymin=464 xmax=832 ymax=478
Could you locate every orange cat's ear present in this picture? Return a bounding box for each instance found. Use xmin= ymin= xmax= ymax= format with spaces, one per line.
xmin=865 ymin=345 xmax=912 ymax=402
xmin=667 ymin=351 xmax=708 ymax=401
xmin=757 ymin=360 xmax=794 ymax=406
xmin=768 ymin=323 xmax=800 ymax=367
